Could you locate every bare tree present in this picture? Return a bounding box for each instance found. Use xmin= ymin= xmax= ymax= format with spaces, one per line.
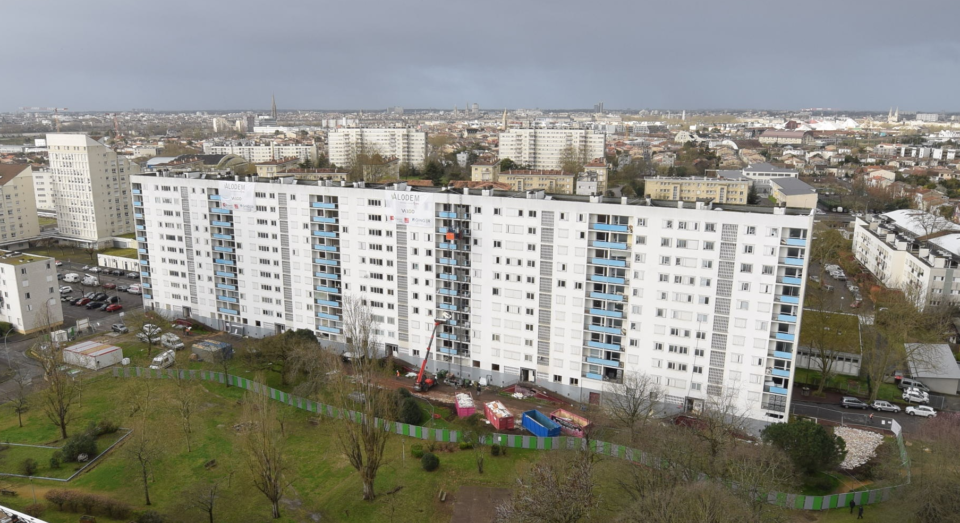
xmin=241 ymin=379 xmax=290 ymax=519
xmin=495 ymin=450 xmax=600 ymax=523
xmin=188 ymin=475 xmax=231 ymax=523
xmin=809 ymin=224 xmax=846 ymax=282
xmin=286 ymin=339 xmax=339 ymax=398
xmin=603 ymin=371 xmax=663 ymax=445
xmin=803 ymin=286 xmax=857 ymax=394
xmin=8 ymin=367 xmax=29 ymax=427
xmin=692 ymin=387 xmax=754 ymax=459
xmin=40 ymin=349 xmax=78 ymax=439
xmin=332 ymin=295 xmax=393 ymax=501
xmin=559 ymin=144 xmax=586 ymax=174
xmin=614 ymin=481 xmax=756 ymax=523
xmin=124 ymin=380 xmax=164 ymax=506
xmin=171 ymin=368 xmax=197 ymax=452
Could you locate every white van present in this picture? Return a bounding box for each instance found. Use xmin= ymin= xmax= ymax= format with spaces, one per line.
xmin=82 ymin=275 xmax=99 ymax=286
xmin=63 ymin=273 xmax=80 ymax=283
xmin=160 ymin=333 xmax=185 ymax=351
xmin=127 ymin=285 xmax=142 ymax=295
xmin=148 ymin=349 xmax=176 ymax=370
xmin=898 ymin=378 xmax=930 ymax=393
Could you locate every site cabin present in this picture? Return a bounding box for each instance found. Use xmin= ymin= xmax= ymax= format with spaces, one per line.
xmin=549 ymin=408 xmax=592 ymax=438
xmin=454 ymin=393 xmax=476 ymax=418
xmin=484 ymin=400 xmax=515 ymax=430
xmin=521 ymin=409 xmax=561 ymax=438
xmin=62 ymin=341 xmax=123 ymax=370
xmin=191 ymin=340 xmax=233 ymax=362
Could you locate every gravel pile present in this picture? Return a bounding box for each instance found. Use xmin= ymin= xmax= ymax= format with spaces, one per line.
xmin=835 ymin=426 xmax=884 ymax=470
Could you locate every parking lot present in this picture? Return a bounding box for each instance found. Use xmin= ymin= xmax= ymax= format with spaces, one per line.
xmin=57 ymin=259 xmax=143 ymax=330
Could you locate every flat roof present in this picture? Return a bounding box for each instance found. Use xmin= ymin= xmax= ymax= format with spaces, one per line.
xmin=907 ymin=343 xmax=960 ymax=381
xmin=770 ymin=177 xmax=817 ymax=195
xmin=64 ymin=340 xmax=122 ymax=358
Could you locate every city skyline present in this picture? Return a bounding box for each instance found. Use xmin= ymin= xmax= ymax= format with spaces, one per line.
xmin=2 ymin=0 xmax=959 ymax=113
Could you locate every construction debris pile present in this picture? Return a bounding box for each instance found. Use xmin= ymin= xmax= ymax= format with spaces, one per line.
xmin=834 ymin=427 xmax=884 ymax=470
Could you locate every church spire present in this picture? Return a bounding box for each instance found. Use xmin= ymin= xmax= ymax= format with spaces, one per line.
xmin=271 ymin=94 xmax=277 ymax=120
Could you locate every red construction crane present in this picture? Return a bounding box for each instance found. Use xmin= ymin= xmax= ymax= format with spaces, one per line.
xmin=19 ymin=107 xmax=69 ymax=132
xmin=413 ymin=313 xmax=451 ymax=392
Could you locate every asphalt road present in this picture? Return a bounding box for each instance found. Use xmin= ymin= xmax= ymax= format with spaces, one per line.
xmin=792 ymin=400 xmax=930 ymax=434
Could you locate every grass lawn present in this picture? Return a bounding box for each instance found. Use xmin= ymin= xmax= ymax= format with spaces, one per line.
xmin=100 ymin=248 xmax=137 ymax=259
xmin=798 ymin=311 xmax=861 ymax=354
xmin=38 ymin=216 xmax=57 ymax=227
xmin=0 ymin=372 xmax=546 ymax=522
xmin=793 ymin=368 xmax=904 ymax=403
xmin=115 ymin=233 xmax=137 ymax=240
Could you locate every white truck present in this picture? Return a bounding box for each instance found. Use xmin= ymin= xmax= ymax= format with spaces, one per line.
xmin=148 ymin=349 xmax=176 ymax=370
xmin=160 ymin=332 xmax=185 ymax=351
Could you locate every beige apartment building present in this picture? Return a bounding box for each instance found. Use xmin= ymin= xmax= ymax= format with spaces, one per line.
xmin=498 ymin=169 xmax=576 ymax=193
xmin=0 ymin=165 xmax=41 ymax=242
xmin=644 ymin=176 xmax=750 ymax=204
xmin=0 ymin=251 xmax=64 ymax=334
xmin=470 ymin=158 xmax=500 ymax=182
xmin=498 ymin=128 xmax=605 ymax=170
xmin=46 ymin=133 xmax=140 ymax=246
xmin=327 ymin=128 xmax=427 ymax=168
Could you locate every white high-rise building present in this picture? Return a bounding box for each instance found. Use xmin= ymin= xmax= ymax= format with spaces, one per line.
xmin=327 ymin=128 xmax=427 ymax=168
xmin=202 ymin=141 xmax=319 ymax=164
xmin=46 ymin=133 xmax=140 ymax=245
xmin=132 ymin=172 xmax=813 ymax=431
xmin=31 ymin=167 xmax=54 ymax=211
xmin=0 ymin=250 xmax=64 ymax=334
xmin=0 ymin=164 xmax=41 ymax=241
xmin=498 ymin=129 xmax=606 ymax=170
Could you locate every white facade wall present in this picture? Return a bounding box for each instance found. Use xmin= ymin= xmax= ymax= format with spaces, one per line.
xmin=132 ymin=173 xmax=813 ymax=429
xmin=0 ymin=166 xmax=41 ymax=241
xmin=32 ymin=168 xmax=54 ymax=211
xmin=202 ymin=143 xmax=319 ymax=163
xmin=498 ymin=129 xmax=606 ymax=170
xmin=46 ymin=134 xmax=139 ymax=243
xmin=0 ymin=252 xmax=64 ymax=334
xmin=327 ymin=128 xmax=427 ymax=168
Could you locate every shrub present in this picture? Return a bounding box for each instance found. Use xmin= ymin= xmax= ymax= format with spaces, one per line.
xmin=137 ymin=510 xmax=166 ymax=523
xmin=410 ymin=444 xmax=424 ymax=458
xmin=50 ymin=454 xmax=61 ymax=470
xmin=94 ymin=419 xmax=120 ymax=435
xmin=397 ymin=387 xmax=412 ymax=398
xmin=45 ymin=489 xmax=69 ymax=510
xmin=62 ymin=432 xmax=98 ymax=462
xmin=491 ymin=444 xmax=501 ymax=456
xmin=20 ymin=458 xmax=38 ymax=476
xmin=459 ymin=440 xmax=474 ymax=450
xmin=761 ymin=419 xmax=847 ymax=474
xmin=23 ymin=503 xmax=45 ymax=518
xmin=421 ymin=452 xmax=440 ymax=472
xmin=399 ymin=397 xmax=423 ymax=425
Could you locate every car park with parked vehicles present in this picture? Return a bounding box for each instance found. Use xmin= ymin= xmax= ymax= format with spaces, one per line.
xmin=906 ymin=405 xmax=937 ymax=417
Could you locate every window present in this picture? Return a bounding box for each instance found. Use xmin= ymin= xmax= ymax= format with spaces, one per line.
xmin=703 ymin=241 xmax=714 ymax=250
xmin=740 ymin=263 xmax=753 ymax=273
xmin=705 ymin=223 xmax=716 ymax=232
xmin=746 ymin=226 xmax=756 ymax=235
xmin=661 ymin=238 xmax=672 ymax=247
xmin=743 ymin=245 xmax=754 ymax=254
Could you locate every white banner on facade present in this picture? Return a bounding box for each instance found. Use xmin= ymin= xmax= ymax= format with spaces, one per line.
xmin=387 ymin=192 xmax=434 ymax=228
xmin=218 ymin=181 xmax=256 ymax=212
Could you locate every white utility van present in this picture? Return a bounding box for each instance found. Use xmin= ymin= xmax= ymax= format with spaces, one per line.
xmin=63 ymin=273 xmax=80 ymax=283
xmin=148 ymin=349 xmax=176 ymax=370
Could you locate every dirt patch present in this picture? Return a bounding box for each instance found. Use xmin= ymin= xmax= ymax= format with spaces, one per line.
xmin=450 ymin=486 xmax=509 ymax=523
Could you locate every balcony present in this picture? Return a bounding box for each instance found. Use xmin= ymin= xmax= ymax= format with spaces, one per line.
xmin=313 ymin=271 xmax=338 ymax=280
xmin=210 ymin=208 xmax=231 ymax=214
xmin=312 ymin=230 xmax=337 ymax=238
xmin=136 ymin=236 xmax=145 ymax=242
xmin=771 ymin=368 xmax=791 ymax=378
xmin=141 ymin=283 xmax=150 ymax=289
xmin=140 ymin=271 xmax=150 ymax=277
xmin=316 ymin=325 xmax=341 ymax=334
xmin=439 ymin=303 xmax=459 ymax=311
xmin=772 ymin=350 xmax=793 ymax=360
xmin=135 ymin=213 xmax=143 ymax=219
xmin=311 ymin=202 xmax=336 ymax=209
xmin=315 ymin=285 xmax=340 ymax=294
xmin=136 ymin=225 xmax=145 ymax=231
xmin=213 ymin=246 xmax=234 ymax=253
xmin=590 ymin=258 xmax=626 ymax=267
xmin=785 ymin=238 xmax=807 ymax=247
xmin=586 ymin=340 xmax=621 ymax=351
xmin=586 ymin=357 xmax=622 ymax=368
xmin=777 ymin=314 xmax=797 ymax=323
xmin=316 ymin=312 xmax=340 ymax=321
xmin=312 ymin=216 xmax=337 ymax=224
xmin=137 ymin=248 xmax=146 ymax=254
xmin=218 ymin=307 xmax=239 ymax=315
xmin=584 ymin=372 xmax=604 ymax=381
xmin=314 ymin=259 xmax=338 ymax=266
xmin=438 ymin=242 xmax=461 ymax=250
xmin=774 ymin=332 xmax=795 ymax=342
xmin=439 ymin=258 xmax=465 ymax=266
xmin=439 ymin=273 xmax=458 ymax=281
xmin=779 ymin=276 xmax=802 ymax=285
xmin=439 ymin=332 xmax=458 ymax=341
xmin=209 ymin=194 xmax=221 ymax=200
xmin=132 ymin=189 xmax=141 ymax=195
xmin=216 ymin=283 xmax=236 ymax=291
xmin=213 ymin=233 xmax=233 ymax=240
xmin=589 ymin=274 xmax=625 ymax=285
xmin=588 ymin=324 xmax=621 ymax=335
xmin=591 ymin=223 xmax=629 ymax=233
xmin=139 ymin=259 xmax=149 ymax=266
xmin=215 ymin=270 xmax=236 ymax=278
xmin=764 ymin=386 xmax=789 ymax=395
xmin=782 ymin=257 xmax=804 ymax=266
xmin=592 ymin=241 xmax=627 ymax=250
xmin=213 ymin=258 xmax=235 ymax=266
xmin=316 ymin=299 xmax=341 ymax=307
xmin=211 ymin=220 xmax=233 ymax=227
xmin=312 ymin=245 xmax=338 ymax=253
xmin=142 ymin=294 xmax=152 ymax=300
xmin=777 ymin=295 xmax=799 ymax=304
xmin=589 ymin=308 xmax=623 ymax=319
xmin=438 ymin=211 xmax=457 ymax=219
xmin=133 ymin=201 xmax=142 ymax=207
xmin=589 ymin=291 xmax=623 ymax=302
xmin=217 ymin=295 xmax=238 ymax=303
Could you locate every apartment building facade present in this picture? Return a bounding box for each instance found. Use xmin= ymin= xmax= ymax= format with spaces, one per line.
xmin=46 ymin=133 xmax=140 ymax=245
xmin=853 ymin=210 xmax=960 ymax=310
xmin=327 ymin=128 xmax=427 ymax=168
xmin=498 ymin=129 xmax=605 ymax=171
xmin=132 ymin=172 xmax=813 ymax=430
xmin=31 ymin=167 xmax=54 ymax=211
xmin=0 ymin=251 xmax=64 ymax=334
xmin=644 ymin=177 xmax=750 ymax=205
xmin=0 ymin=165 xmax=41 ymax=241
xmin=202 ymin=141 xmax=320 ymax=164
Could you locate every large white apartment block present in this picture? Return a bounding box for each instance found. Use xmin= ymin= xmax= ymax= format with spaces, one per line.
xmin=498 ymin=129 xmax=606 ymax=170
xmin=132 ymin=172 xmax=813 ymax=430
xmin=46 ymin=133 xmax=140 ymax=245
xmin=31 ymin=167 xmax=54 ymax=211
xmin=0 ymin=251 xmax=64 ymax=334
xmin=0 ymin=165 xmax=41 ymax=242
xmin=853 ymin=210 xmax=960 ymax=310
xmin=327 ymin=128 xmax=427 ymax=168
xmin=202 ymin=141 xmax=320 ymax=163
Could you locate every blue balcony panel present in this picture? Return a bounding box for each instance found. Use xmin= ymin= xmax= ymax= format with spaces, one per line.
xmin=314 ymin=259 xmax=338 ymax=266
xmin=771 ymin=368 xmax=791 ymax=378
xmin=312 ymin=216 xmax=338 ymax=223
xmin=437 ymin=226 xmax=448 ymax=233
xmin=141 ymin=283 xmax=150 ymax=289
xmin=217 ymin=295 xmax=238 ymax=303
xmin=311 ymin=202 xmax=337 ymax=209
xmin=439 ymin=288 xmax=457 ymax=295
xmin=140 ymin=271 xmax=150 ymax=277
xmin=137 ymin=248 xmax=146 ymax=254
xmin=784 ymin=257 xmax=804 ymax=266
xmin=142 ymin=294 xmax=152 ymax=300
xmin=584 ymin=372 xmax=604 ymax=381
xmin=587 ymin=341 xmax=621 ymax=351
xmin=439 ymin=242 xmax=458 ymax=250
xmin=218 ymin=307 xmax=238 ymax=315
xmin=447 ymin=319 xmax=458 ymax=326
xmin=588 ymin=324 xmax=621 ymax=335
xmin=213 ymin=246 xmax=234 ymax=253
xmin=775 ymin=332 xmax=795 ymax=342
xmin=210 ymin=208 xmax=231 ymax=215
xmin=213 ymin=233 xmax=233 ymax=240
xmin=591 ymin=258 xmax=627 ymax=267
xmin=132 ymin=189 xmax=141 ymax=195
xmin=786 ymin=238 xmax=807 ymax=247
xmin=439 ymin=273 xmax=458 ymax=281
xmin=139 ymin=260 xmax=149 ymax=266
xmin=438 ymin=347 xmax=458 ymax=355
xmin=312 ymin=230 xmax=337 ymax=238
xmin=216 ymin=283 xmax=236 ymax=291
xmin=589 ymin=308 xmax=623 ymax=318
xmin=587 ymin=357 xmax=622 ymax=368
xmin=773 ymin=350 xmax=793 ymax=360
xmin=777 ymin=314 xmax=797 ymax=323
xmin=313 ymin=272 xmax=339 ymax=280
xmin=215 ymin=271 xmax=236 ymax=278
xmin=589 ymin=274 xmax=625 ymax=285
xmin=778 ymin=295 xmax=800 ymax=304
xmin=213 ymin=259 xmax=235 ymax=266
xmin=781 ymin=277 xmax=802 ymax=285
xmin=135 ymin=213 xmax=143 ymax=219
xmin=316 ymin=299 xmax=340 ymax=307
xmin=133 ymin=201 xmax=142 ymax=207
xmin=312 ymin=245 xmax=338 ymax=252
xmin=439 ymin=332 xmax=458 ymax=341
xmin=136 ymin=236 xmax=145 ymax=242
xmin=209 ymin=194 xmax=221 ymax=200
xmin=591 ymin=223 xmax=629 ymax=232
xmin=439 ymin=211 xmax=456 ymax=219
xmin=315 ymin=285 xmax=340 ymax=294
xmin=316 ymin=325 xmax=341 ymax=334
xmin=211 ymin=221 xmax=233 ymax=227
xmin=439 ymin=303 xmax=458 ymax=311
xmin=136 ymin=225 xmax=145 ymax=230
xmin=316 ymin=312 xmax=340 ymax=321
xmin=592 ymin=241 xmax=627 ymax=250
xmin=589 ymin=291 xmax=623 ymax=302
xmin=766 ymin=386 xmax=789 ymax=395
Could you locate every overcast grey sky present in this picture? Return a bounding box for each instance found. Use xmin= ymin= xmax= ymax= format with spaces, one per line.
xmin=3 ymin=0 xmax=959 ymax=113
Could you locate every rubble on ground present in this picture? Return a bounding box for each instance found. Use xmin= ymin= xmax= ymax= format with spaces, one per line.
xmin=834 ymin=426 xmax=884 ymax=470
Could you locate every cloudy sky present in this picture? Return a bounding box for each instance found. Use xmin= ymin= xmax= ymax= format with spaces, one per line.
xmin=3 ymin=0 xmax=959 ymax=113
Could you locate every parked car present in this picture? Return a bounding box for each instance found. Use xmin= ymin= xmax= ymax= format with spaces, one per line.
xmin=107 ymin=296 xmax=121 ymax=304
xmin=92 ymin=292 xmax=108 ymax=301
xmin=81 ymin=265 xmax=90 ymax=271
xmin=55 ymin=260 xmax=63 ymax=266
xmin=76 ymin=298 xmax=92 ymax=306
xmin=85 ymin=301 xmax=105 ymax=310
xmin=111 ymin=323 xmax=129 ymax=334
xmin=897 ymin=378 xmax=930 ymax=393
xmin=117 ymin=286 xmax=129 ymax=292
xmin=906 ymin=405 xmax=937 ymax=418
xmin=59 ymin=286 xmax=73 ymax=294
xmin=105 ymin=304 xmax=123 ymax=313
xmin=91 ymin=267 xmax=103 ymax=273
xmin=148 ymin=349 xmax=176 ymax=370
xmin=57 ymin=273 xmax=64 ymax=280
xmin=871 ymin=400 xmax=901 ymax=413
xmin=103 ymin=283 xmax=117 ymax=290
xmin=63 ymin=273 xmax=80 ymax=283
xmin=127 ymin=285 xmax=142 ymax=295
xmin=902 ymin=389 xmax=930 ymax=404
xmin=841 ymin=396 xmax=869 ymax=409
xmin=126 ymin=272 xmax=139 ymax=279
xmin=61 ymin=295 xmax=73 ymax=302
xmin=84 ymin=292 xmax=97 ymax=299
xmin=110 ymin=269 xmax=123 ymax=276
